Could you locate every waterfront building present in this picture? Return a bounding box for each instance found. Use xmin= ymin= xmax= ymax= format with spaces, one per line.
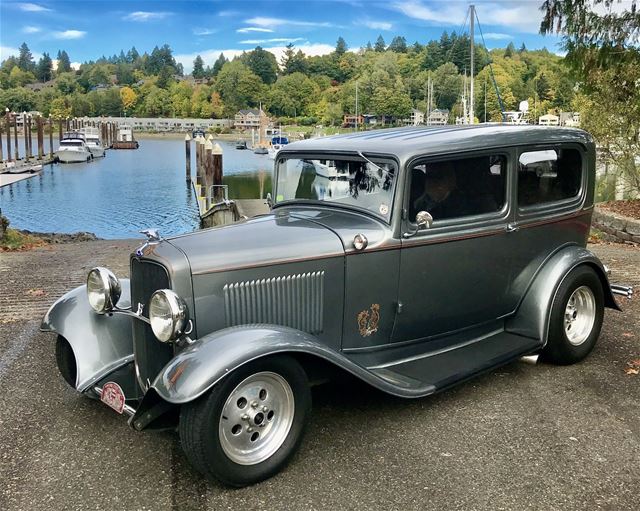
xmin=539 ymin=114 xmax=560 ymax=126
xmin=402 ymin=109 xmax=425 ymax=126
xmin=77 ymin=116 xmax=232 ymax=132
xmin=234 ymin=109 xmax=269 ymax=130
xmin=427 ymin=109 xmax=449 ymax=126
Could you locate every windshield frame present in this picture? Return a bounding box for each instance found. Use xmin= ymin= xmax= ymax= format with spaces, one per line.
xmin=273 ymin=151 xmax=401 ymax=224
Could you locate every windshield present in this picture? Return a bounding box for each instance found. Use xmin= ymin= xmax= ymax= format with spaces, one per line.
xmin=275 ymin=156 xmax=397 ymax=221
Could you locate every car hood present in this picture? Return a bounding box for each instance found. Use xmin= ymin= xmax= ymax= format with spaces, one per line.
xmin=165 ymin=208 xmax=345 ymax=275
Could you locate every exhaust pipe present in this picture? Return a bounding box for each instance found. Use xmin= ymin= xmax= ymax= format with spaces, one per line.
xmin=610 ymin=284 xmax=634 ymax=298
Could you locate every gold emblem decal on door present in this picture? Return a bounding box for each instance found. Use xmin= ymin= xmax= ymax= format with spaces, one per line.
xmin=358 ymin=304 xmax=380 ymax=337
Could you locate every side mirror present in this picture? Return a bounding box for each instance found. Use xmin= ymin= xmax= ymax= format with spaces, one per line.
xmin=415 ymin=211 xmax=433 ymax=229
xmin=266 ymin=192 xmax=273 ymax=209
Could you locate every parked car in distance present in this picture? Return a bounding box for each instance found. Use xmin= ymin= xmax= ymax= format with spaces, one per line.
xmin=42 ymin=125 xmax=633 ymax=486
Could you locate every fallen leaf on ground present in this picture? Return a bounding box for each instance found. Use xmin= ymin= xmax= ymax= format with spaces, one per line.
xmin=624 ymin=367 xmax=639 ymax=375
xmin=624 ymin=359 xmax=640 ymax=375
xmin=25 ymin=288 xmax=46 ymax=297
xmin=622 ymin=332 xmax=634 ymax=338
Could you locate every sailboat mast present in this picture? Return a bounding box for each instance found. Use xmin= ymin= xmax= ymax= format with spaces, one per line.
xmin=469 ymin=4 xmax=475 ymax=124
xmin=355 ymin=80 xmax=359 ymax=132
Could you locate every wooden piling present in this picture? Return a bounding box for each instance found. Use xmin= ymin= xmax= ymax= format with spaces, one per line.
xmin=58 ymin=119 xmax=63 ymax=142
xmin=37 ymin=116 xmax=44 ymax=160
xmin=212 ymin=142 xmax=223 ymax=201
xmin=13 ymin=114 xmax=19 ymax=160
xmin=5 ymin=110 xmax=11 ymax=162
xmin=23 ymin=115 xmax=30 ymax=162
xmin=48 ymin=117 xmax=54 ymax=158
xmin=26 ymin=115 xmax=33 ymax=160
xmin=205 ymin=139 xmax=213 ymax=206
xmin=185 ymin=134 xmax=191 ymax=182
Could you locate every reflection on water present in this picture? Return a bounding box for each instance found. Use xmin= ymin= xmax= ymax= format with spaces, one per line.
xmin=0 ymin=137 xmax=273 ymax=239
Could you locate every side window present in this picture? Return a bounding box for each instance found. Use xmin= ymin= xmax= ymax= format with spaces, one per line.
xmin=518 ymin=148 xmax=582 ymax=207
xmin=409 ymin=155 xmax=506 ymax=222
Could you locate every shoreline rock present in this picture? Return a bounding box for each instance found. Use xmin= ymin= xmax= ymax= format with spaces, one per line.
xmin=17 ymin=230 xmax=102 ymax=243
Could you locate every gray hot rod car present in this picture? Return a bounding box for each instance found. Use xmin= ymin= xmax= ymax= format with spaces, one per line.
xmin=42 ymin=125 xmax=632 ymax=486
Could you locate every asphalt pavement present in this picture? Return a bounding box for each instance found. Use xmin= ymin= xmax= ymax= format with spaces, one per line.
xmin=1 ymin=240 xmax=638 ymax=511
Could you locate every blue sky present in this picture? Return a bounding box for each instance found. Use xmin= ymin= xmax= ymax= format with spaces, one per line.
xmin=0 ymin=1 xmax=566 ymax=72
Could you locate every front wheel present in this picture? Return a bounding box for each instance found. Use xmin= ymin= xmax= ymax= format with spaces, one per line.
xmin=179 ymin=355 xmax=311 ymax=486
xmin=542 ymin=265 xmax=604 ymax=365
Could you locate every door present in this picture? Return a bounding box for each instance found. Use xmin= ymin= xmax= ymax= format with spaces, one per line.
xmin=392 ymin=152 xmax=513 ymax=344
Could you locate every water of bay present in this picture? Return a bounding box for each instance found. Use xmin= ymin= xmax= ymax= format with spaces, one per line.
xmin=0 ymin=136 xmax=273 ymax=239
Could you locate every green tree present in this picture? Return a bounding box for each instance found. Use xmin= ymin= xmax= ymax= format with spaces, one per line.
xmin=244 ymin=46 xmax=278 ymax=84
xmin=388 ymin=36 xmax=408 ymax=53
xmin=8 ymin=66 xmax=35 ymax=87
xmin=50 ymin=96 xmax=71 ymax=120
xmin=36 ymin=52 xmax=53 ymax=82
xmin=17 ymin=43 xmax=35 ymax=72
xmin=0 ymin=87 xmax=37 ymax=111
xmin=192 ymin=55 xmax=205 ymax=79
xmin=214 ymin=61 xmax=266 ymax=116
xmin=335 ymin=37 xmax=348 ymax=56
xmin=56 ymin=50 xmax=72 ymax=73
xmin=374 ymin=35 xmax=386 ymax=52
xmin=211 ymin=53 xmax=228 ymax=77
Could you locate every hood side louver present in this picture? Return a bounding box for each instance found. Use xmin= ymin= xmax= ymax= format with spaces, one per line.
xmin=223 ymin=271 xmax=324 ymax=334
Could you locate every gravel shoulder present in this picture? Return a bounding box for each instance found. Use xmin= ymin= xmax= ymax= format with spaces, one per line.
xmin=0 ymin=240 xmax=638 ymax=511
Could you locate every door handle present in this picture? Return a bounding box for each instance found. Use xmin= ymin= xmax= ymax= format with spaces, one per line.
xmin=506 ymin=223 xmax=519 ymax=233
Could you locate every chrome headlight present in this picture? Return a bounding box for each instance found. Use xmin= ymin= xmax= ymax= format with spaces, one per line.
xmin=149 ymin=289 xmax=189 ymax=343
xmin=86 ymin=267 xmax=121 ymax=313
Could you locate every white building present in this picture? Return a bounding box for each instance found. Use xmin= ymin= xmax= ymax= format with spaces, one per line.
xmin=427 ymin=109 xmax=449 ymax=126
xmin=78 ymin=116 xmax=232 ymax=132
xmin=234 ymin=109 xmax=268 ymax=130
xmin=539 ymin=114 xmax=559 ymax=126
xmin=402 ymin=109 xmax=425 ymax=126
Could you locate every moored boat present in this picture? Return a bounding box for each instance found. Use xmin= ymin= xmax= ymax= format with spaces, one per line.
xmin=112 ymin=124 xmax=139 ymax=149
xmin=55 ymin=131 xmax=93 ymax=163
xmin=268 ymin=133 xmax=289 ymax=159
xmin=80 ymin=127 xmax=106 ymax=157
xmin=235 ymin=140 xmax=247 ymax=150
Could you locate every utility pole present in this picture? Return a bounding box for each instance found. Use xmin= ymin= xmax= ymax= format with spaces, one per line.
xmin=469 ymin=4 xmax=475 ymax=124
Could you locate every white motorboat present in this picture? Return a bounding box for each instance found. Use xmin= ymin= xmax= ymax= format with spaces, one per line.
xmin=55 ymin=131 xmax=93 ymax=163
xmin=81 ymin=127 xmax=106 ymax=158
xmin=268 ymin=133 xmax=289 ymax=159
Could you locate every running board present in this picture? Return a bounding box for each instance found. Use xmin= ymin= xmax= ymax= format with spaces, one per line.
xmin=367 ymin=332 xmax=541 ymax=392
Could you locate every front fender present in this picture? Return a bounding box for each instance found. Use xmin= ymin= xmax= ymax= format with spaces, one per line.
xmin=506 ymin=246 xmax=619 ymax=345
xmin=41 ymin=280 xmax=133 ymax=392
xmin=151 ymin=325 xmax=434 ymax=404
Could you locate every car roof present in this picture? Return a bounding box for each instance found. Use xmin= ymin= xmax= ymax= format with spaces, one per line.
xmin=280 ymin=125 xmax=593 ymax=161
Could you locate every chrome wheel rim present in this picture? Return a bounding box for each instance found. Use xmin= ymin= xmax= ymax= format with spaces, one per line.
xmin=564 ymin=286 xmax=596 ymax=346
xmin=219 ymin=371 xmax=295 ymax=465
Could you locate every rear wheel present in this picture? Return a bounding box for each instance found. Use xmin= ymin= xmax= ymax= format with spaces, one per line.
xmin=542 ymin=266 xmax=604 ymax=365
xmin=179 ymin=355 xmax=311 ymax=486
xmin=55 ymin=335 xmax=77 ymax=388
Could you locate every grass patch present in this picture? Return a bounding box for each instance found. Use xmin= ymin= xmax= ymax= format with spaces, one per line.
xmin=0 ymin=228 xmax=47 ymax=251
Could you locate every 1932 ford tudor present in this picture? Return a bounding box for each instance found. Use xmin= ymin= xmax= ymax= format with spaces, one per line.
xmin=42 ymin=125 xmax=632 ymax=486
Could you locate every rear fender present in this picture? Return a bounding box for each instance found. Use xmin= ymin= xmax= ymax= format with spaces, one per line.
xmin=506 ymin=246 xmax=619 ymax=346
xmin=40 ymin=280 xmax=134 ymax=392
xmin=149 ymin=324 xmax=431 ymax=405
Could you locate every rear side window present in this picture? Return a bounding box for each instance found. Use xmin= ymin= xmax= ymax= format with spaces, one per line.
xmin=409 ymin=154 xmax=506 ymax=222
xmin=518 ymin=148 xmax=582 ymax=207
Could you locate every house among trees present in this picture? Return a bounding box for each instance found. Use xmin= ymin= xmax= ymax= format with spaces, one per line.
xmin=342 ymin=114 xmax=363 ymax=128
xmin=427 ymin=109 xmax=449 ymax=126
xmin=402 ymin=109 xmax=425 ymax=126
xmin=234 ymin=108 xmax=268 ymax=130
xmin=538 ymin=113 xmax=559 ymax=126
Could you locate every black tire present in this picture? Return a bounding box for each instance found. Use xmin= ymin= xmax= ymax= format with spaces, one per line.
xmin=179 ymin=355 xmax=311 ymax=487
xmin=541 ymin=265 xmax=604 ymax=365
xmin=55 ymin=335 xmax=77 ymax=388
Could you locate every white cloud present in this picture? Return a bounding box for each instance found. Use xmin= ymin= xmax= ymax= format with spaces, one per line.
xmin=53 ymin=30 xmax=86 ymax=40
xmin=363 ymin=20 xmax=393 ymax=30
xmin=123 ymin=11 xmax=171 ymax=22
xmin=23 ymin=26 xmax=41 ymax=34
xmin=237 ymin=27 xmax=275 ymax=33
xmin=245 ymin=16 xmax=335 ymax=28
xmin=218 ymin=10 xmax=240 ymax=17
xmin=18 ymin=3 xmax=51 ymax=12
xmin=391 ymin=1 xmax=544 ymax=34
xmin=0 ymin=46 xmax=20 ymax=60
xmin=482 ymin=32 xmax=513 ymax=40
xmin=175 ymin=43 xmax=334 ymax=73
xmin=193 ymin=28 xmax=217 ymax=36
xmin=239 ymin=37 xmax=305 ymax=45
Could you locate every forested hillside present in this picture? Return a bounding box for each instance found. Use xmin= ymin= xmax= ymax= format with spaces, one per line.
xmin=0 ymin=34 xmax=574 ymax=125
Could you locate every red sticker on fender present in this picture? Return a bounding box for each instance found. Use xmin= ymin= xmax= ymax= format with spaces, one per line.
xmin=101 ymin=382 xmax=126 ymax=414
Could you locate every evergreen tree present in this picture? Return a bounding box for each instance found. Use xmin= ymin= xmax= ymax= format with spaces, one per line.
xmin=374 ymin=35 xmax=386 ymax=52
xmin=192 ymin=55 xmax=205 ymax=79
xmin=519 ymin=43 xmax=527 ymax=53
xmin=504 ymin=42 xmax=516 ymax=58
xmin=365 ymin=41 xmax=373 ymax=51
xmin=281 ymin=43 xmax=296 ymax=73
xmin=36 ymin=52 xmax=53 ymax=82
xmin=335 ymin=37 xmax=348 ymax=56
xmin=18 ymin=42 xmax=35 ymax=72
xmin=127 ymin=47 xmax=140 ymax=64
xmin=211 ymin=53 xmax=228 ymax=77
xmin=56 ymin=50 xmax=72 ymax=73
xmin=535 ymin=73 xmax=551 ymax=101
xmin=244 ymin=46 xmax=278 ymax=84
xmin=388 ymin=36 xmax=408 ymax=53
